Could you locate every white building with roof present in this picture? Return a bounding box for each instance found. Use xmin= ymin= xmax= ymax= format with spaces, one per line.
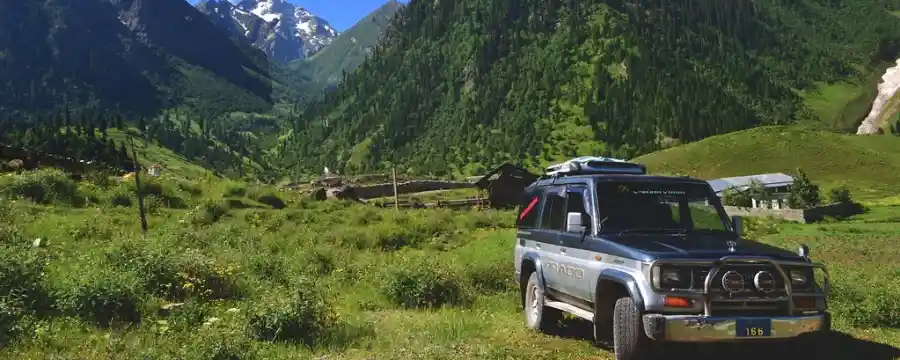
xmin=708 ymin=173 xmax=794 ymax=209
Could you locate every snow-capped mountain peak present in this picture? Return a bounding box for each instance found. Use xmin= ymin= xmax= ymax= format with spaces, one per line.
xmin=196 ymin=0 xmax=339 ymax=63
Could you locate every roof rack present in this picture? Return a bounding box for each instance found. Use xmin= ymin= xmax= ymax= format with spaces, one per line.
xmin=542 ymin=156 xmax=647 ymax=178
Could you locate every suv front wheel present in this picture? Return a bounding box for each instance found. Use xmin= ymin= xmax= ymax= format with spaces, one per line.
xmin=523 ymin=272 xmax=560 ymax=332
xmin=612 ymin=296 xmax=653 ymax=360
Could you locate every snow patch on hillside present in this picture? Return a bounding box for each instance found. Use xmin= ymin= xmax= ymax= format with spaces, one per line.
xmin=857 ymin=59 xmax=900 ymax=134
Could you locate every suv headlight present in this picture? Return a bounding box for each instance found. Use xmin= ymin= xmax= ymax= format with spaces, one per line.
xmin=651 ymin=266 xmax=692 ymax=290
xmin=789 ymin=269 xmax=812 ymax=287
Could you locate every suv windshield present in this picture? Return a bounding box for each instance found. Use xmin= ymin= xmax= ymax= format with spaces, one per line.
xmin=596 ymin=180 xmax=729 ymax=234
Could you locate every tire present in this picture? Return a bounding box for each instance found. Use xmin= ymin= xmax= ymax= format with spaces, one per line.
xmin=523 ymin=272 xmax=560 ymax=332
xmin=612 ymin=296 xmax=653 ymax=360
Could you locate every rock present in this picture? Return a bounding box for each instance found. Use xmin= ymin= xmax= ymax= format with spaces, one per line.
xmin=326 ymin=185 xmax=359 ymax=201
xmin=309 ymin=188 xmax=327 ymax=201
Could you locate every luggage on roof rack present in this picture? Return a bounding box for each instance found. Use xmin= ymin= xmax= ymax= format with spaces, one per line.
xmin=544 ymin=156 xmax=647 ymax=176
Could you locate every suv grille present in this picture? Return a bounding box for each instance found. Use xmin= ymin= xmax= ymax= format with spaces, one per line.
xmin=690 ymin=264 xmax=789 ymax=316
xmin=690 ymin=264 xmax=787 ymax=296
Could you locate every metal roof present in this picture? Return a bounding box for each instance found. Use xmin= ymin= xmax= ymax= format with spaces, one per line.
xmin=708 ymin=173 xmax=794 ymax=194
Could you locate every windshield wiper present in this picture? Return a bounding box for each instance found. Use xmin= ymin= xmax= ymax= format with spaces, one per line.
xmin=616 ymin=227 xmax=685 ymax=236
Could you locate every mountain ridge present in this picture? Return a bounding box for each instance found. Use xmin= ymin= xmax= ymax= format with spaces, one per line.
xmin=287 ymin=0 xmax=403 ymax=91
xmin=195 ymin=0 xmax=338 ymax=63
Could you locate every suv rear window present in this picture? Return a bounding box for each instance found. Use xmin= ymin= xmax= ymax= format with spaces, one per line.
xmin=541 ymin=191 xmax=566 ymax=231
xmin=516 ymin=193 xmax=541 ymax=229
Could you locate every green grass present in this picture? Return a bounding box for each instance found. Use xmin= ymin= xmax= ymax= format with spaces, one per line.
xmin=634 ymin=125 xmax=900 ymax=200
xmin=798 ymin=61 xmax=892 ymax=132
xmin=1 ymin=168 xmax=899 ymax=359
xmin=105 ymin=128 xmax=211 ymax=180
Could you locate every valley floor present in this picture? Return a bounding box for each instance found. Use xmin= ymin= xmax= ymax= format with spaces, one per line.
xmin=1 ymin=172 xmax=899 ymax=359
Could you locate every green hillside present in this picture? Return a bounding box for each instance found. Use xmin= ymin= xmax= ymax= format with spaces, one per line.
xmin=634 ymin=126 xmax=900 ymax=200
xmin=288 ymin=0 xmax=403 ymax=92
xmin=282 ymin=0 xmax=900 ymax=177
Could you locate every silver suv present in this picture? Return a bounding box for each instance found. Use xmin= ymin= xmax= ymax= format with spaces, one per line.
xmin=513 ymin=158 xmax=830 ymax=360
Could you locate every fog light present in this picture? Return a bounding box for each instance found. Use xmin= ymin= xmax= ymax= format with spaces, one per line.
xmin=664 ymin=296 xmax=692 ymax=308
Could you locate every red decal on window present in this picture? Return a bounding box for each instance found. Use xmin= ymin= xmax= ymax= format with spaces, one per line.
xmin=519 ymin=197 xmax=539 ymax=221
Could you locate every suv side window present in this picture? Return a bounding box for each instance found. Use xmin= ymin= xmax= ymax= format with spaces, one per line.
xmin=540 ymin=189 xmax=566 ymax=231
xmin=564 ymin=186 xmax=591 ymax=232
xmin=516 ymin=192 xmax=542 ymax=229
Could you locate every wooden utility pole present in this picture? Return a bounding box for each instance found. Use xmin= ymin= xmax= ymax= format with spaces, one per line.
xmin=392 ymin=166 xmax=399 ymax=211
xmin=129 ymin=137 xmax=148 ymax=234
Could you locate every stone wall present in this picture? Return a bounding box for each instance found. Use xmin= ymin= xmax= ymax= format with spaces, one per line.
xmin=723 ymin=202 xmax=865 ymax=223
xmin=723 ymin=206 xmax=806 ymax=223
xmin=351 ymin=180 xmax=475 ymax=199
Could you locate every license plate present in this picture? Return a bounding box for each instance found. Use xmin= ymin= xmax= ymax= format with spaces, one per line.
xmin=735 ymin=318 xmax=772 ymax=337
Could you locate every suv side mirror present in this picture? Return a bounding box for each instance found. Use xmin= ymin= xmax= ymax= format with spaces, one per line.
xmin=731 ymin=215 xmax=743 ymax=237
xmin=567 ymin=212 xmax=585 ymax=233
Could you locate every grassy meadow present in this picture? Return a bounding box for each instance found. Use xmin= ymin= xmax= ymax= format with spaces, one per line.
xmin=635 ymin=126 xmax=900 ymax=201
xmin=1 ymin=168 xmax=900 ymax=359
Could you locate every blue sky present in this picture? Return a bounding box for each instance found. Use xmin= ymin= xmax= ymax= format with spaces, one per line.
xmin=202 ymin=0 xmax=409 ymax=31
xmin=299 ymin=0 xmax=407 ymax=31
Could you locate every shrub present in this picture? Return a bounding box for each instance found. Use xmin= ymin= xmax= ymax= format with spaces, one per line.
xmin=831 ymin=281 xmax=900 ymax=328
xmin=188 ymin=200 xmax=231 ymax=226
xmin=165 ymin=300 xmax=208 ymax=331
xmin=0 ymin=227 xmax=51 ymax=313
xmin=107 ymin=242 xmax=241 ymax=301
xmin=829 ymin=186 xmax=853 ymax=204
xmin=0 ymin=298 xmax=27 ymax=346
xmin=380 ymin=256 xmax=468 ymax=308
xmin=0 ymin=169 xmax=81 ymax=206
xmin=52 ymin=267 xmax=144 ymax=327
xmin=188 ymin=335 xmax=251 ymax=360
xmin=253 ymin=191 xmax=285 ymax=209
xmin=107 ymin=185 xmax=134 ymax=207
xmin=246 ymin=280 xmax=337 ymax=346
xmin=248 ymin=255 xmax=287 ymax=285
xmin=0 ymin=196 xmax=9 ymax=216
xmin=722 ymin=187 xmax=752 ymax=207
xmin=788 ymin=168 xmax=821 ymax=209
xmin=0 ymin=242 xmax=44 ymax=344
xmin=463 ymin=261 xmax=515 ymax=294
xmin=222 ymin=182 xmax=247 ymax=198
xmin=125 ymin=177 xmax=187 ymax=209
xmin=85 ymin=170 xmax=115 ymax=188
xmin=299 ymin=248 xmax=334 ymax=276
xmin=174 ymin=250 xmax=241 ymax=300
xmin=176 ymin=180 xmax=204 ymax=197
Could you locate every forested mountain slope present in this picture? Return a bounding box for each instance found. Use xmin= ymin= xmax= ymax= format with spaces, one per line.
xmin=281 ymin=0 xmax=900 ymax=176
xmin=0 ymin=0 xmax=278 ymax=118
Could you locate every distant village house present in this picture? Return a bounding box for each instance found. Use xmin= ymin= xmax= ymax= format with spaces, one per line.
xmin=147 ymin=164 xmax=164 ymax=177
xmin=472 ymin=163 xmax=539 ymax=208
xmin=708 ymin=173 xmax=794 ymax=209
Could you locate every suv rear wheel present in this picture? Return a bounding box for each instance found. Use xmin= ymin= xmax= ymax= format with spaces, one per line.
xmin=523 ymin=272 xmax=560 ymax=332
xmin=612 ymin=296 xmax=653 ymax=360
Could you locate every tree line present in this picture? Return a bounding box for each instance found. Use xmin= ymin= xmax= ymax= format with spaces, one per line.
xmin=278 ymin=0 xmax=900 ymax=177
xmin=0 ymin=107 xmax=273 ymax=180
